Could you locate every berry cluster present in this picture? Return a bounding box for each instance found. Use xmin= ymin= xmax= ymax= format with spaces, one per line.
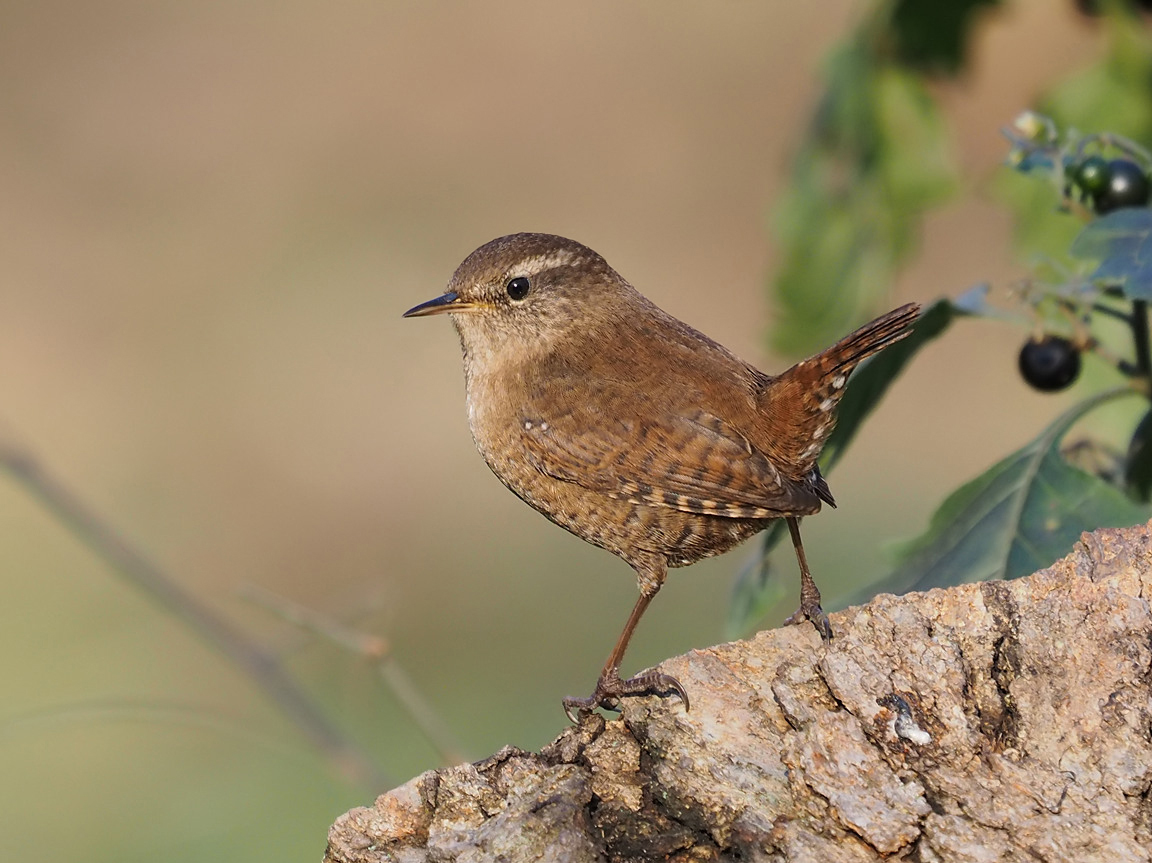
xmin=1005 ymin=113 xmax=1152 ymax=394
xmin=1067 ymin=156 xmax=1152 ymax=215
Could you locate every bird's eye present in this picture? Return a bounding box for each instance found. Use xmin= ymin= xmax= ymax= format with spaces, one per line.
xmin=506 ymin=277 xmax=531 ymax=301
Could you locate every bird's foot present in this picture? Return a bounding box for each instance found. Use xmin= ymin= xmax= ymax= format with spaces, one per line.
xmin=562 ymin=668 xmax=689 ymax=723
xmin=783 ymin=600 xmax=834 ymax=641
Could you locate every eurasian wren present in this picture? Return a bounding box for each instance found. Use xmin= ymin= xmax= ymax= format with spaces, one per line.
xmin=404 ymin=233 xmax=919 ymax=719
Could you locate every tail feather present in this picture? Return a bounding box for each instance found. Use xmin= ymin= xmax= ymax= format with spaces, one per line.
xmin=757 ymin=303 xmax=920 ymax=478
xmin=820 ymin=303 xmax=921 ymax=375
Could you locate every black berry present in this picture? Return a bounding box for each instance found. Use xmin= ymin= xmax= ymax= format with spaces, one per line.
xmin=1093 ymin=159 xmax=1151 ymax=214
xmin=1073 ymin=155 xmax=1111 ymax=196
xmin=1018 ymin=335 xmax=1081 ymax=392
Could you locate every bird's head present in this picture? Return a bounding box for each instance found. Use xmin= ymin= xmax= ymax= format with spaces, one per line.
xmin=404 ymin=233 xmax=638 ymax=361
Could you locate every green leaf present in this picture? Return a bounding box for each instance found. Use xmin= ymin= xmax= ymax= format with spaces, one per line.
xmin=770 ymin=41 xmax=957 ymax=357
xmin=889 ymin=0 xmax=1002 ymax=75
xmin=873 ymin=388 xmax=1148 ymax=596
xmin=1124 ymin=408 xmax=1152 ymax=501
xmin=1069 ymin=208 xmax=1152 ymax=299
xmin=873 ymin=66 xmax=959 ymax=214
xmin=821 ymin=297 xmax=957 ymax=472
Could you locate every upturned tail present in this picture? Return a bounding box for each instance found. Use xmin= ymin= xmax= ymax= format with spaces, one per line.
xmin=758 ymin=302 xmax=920 ymax=480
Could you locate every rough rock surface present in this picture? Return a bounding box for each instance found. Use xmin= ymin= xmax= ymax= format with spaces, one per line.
xmin=326 ymin=522 xmax=1152 ymax=862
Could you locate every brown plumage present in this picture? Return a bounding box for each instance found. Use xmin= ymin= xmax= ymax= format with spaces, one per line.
xmin=405 ymin=233 xmax=919 ymax=719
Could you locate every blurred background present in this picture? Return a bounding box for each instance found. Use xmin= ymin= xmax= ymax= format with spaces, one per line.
xmin=0 ymin=1 xmax=1127 ymax=860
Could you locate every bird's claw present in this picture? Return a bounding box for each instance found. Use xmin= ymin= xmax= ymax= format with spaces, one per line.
xmin=783 ymin=602 xmax=834 ymax=641
xmin=562 ymin=668 xmax=689 ymax=723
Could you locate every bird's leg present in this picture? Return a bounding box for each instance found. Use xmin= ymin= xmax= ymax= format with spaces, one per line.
xmin=781 ymin=516 xmax=834 ymax=641
xmin=563 ymin=566 xmax=688 ymax=722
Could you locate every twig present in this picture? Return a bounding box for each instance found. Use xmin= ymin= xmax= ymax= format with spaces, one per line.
xmin=0 ymin=437 xmax=390 ymax=790
xmin=1074 ymin=131 xmax=1152 ymax=166
xmin=376 ymin=661 xmax=469 ymax=767
xmin=1087 ymin=300 xmax=1133 ymax=326
xmin=1085 ymin=337 xmax=1139 ymax=378
xmin=241 ymin=583 xmax=391 ymax=660
xmin=243 ymin=583 xmax=469 ymax=766
xmin=1053 ymin=301 xmax=1139 ymax=376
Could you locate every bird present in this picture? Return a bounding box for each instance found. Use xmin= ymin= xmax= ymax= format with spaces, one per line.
xmin=404 ymin=233 xmax=919 ymax=719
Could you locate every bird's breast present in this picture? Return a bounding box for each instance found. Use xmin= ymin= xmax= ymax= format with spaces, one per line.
xmin=462 ymin=362 xmax=535 ymax=482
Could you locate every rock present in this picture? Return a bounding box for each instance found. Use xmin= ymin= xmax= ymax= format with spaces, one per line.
xmin=326 ymin=522 xmax=1152 ymax=862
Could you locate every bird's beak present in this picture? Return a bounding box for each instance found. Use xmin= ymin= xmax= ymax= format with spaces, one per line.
xmin=402 ymin=291 xmax=479 ymax=318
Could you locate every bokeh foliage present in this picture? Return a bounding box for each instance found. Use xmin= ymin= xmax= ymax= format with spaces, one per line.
xmin=769 ymin=0 xmax=993 ymax=356
xmin=734 ymin=0 xmax=1152 ymax=636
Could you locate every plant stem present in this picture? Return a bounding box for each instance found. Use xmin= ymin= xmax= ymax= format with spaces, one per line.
xmin=1088 ymin=301 xmax=1132 ymax=325
xmin=1133 ymin=299 xmax=1151 ymax=379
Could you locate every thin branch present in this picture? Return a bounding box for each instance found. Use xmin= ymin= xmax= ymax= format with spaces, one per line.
xmin=1074 ymin=131 xmax=1152 ymax=166
xmin=1087 ymin=301 xmax=1133 ymax=326
xmin=0 ymin=438 xmax=390 ymax=790
xmin=1084 ymin=337 xmax=1139 ymax=378
xmin=376 ymin=661 xmax=469 ymax=767
xmin=243 ymin=583 xmax=470 ymax=766
xmin=241 ymin=583 xmax=391 ymax=660
xmin=1053 ymin=299 xmax=1139 ymax=377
